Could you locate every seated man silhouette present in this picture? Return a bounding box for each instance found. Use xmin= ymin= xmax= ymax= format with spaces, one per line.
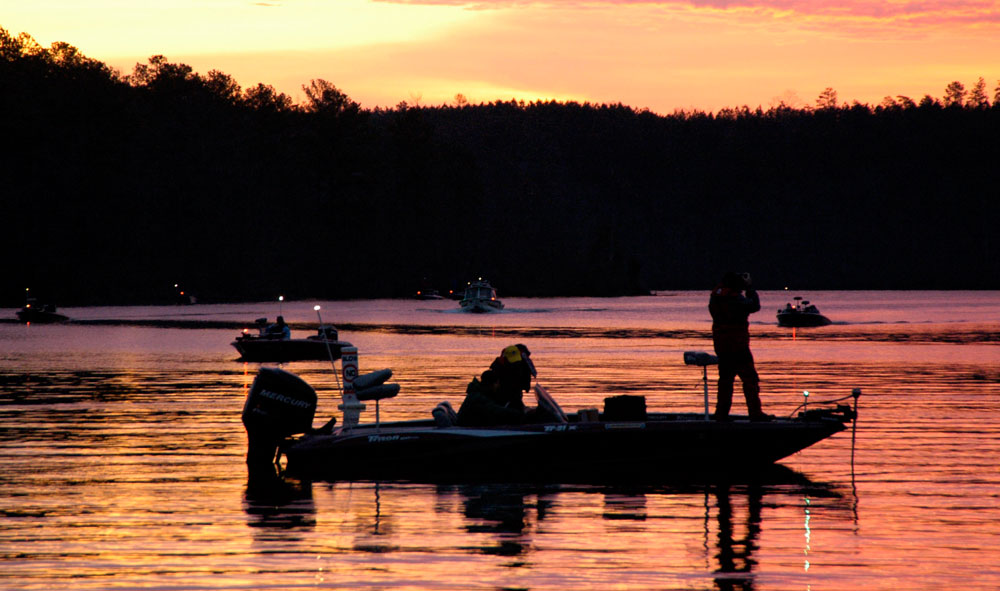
xmin=457 ymin=370 xmax=525 ymax=426
xmin=458 ymin=345 xmax=558 ymax=426
xmin=489 ymin=344 xmax=536 ymax=412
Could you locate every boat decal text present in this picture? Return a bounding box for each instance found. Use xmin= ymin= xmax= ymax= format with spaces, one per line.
xmin=366 ymin=434 xmax=419 ymax=443
xmin=258 ymin=389 xmax=313 ymax=409
xmin=604 ymin=422 xmax=647 ymax=430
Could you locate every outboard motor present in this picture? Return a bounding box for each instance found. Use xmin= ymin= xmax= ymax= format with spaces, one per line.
xmin=242 ymin=367 xmax=318 ymax=466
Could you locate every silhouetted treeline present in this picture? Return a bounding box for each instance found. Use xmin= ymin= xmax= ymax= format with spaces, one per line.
xmin=2 ymin=29 xmax=998 ymax=306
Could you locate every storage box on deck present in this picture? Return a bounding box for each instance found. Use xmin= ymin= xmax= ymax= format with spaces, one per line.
xmin=603 ymin=395 xmax=647 ymax=421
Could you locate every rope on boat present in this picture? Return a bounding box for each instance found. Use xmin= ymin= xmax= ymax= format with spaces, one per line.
xmin=790 ymin=388 xmax=861 ymax=478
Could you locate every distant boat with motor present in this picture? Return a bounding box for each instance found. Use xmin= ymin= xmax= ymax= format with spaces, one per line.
xmin=232 ymin=315 xmax=353 ymax=363
xmin=16 ymin=298 xmax=69 ymax=324
xmin=777 ymin=296 xmax=832 ymax=327
xmin=444 ymin=281 xmax=465 ymax=300
xmin=459 ymin=279 xmax=504 ymax=313
xmin=173 ymin=283 xmax=197 ymax=305
xmin=414 ymin=289 xmax=445 ymax=300
xmin=414 ymin=278 xmax=445 ymax=300
xmin=242 ymin=347 xmax=859 ymax=481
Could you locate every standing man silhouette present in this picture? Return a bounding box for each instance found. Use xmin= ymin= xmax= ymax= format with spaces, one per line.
xmin=709 ymin=272 xmax=771 ymax=421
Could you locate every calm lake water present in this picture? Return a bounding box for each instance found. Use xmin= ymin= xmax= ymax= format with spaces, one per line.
xmin=1 ymin=291 xmax=998 ymax=590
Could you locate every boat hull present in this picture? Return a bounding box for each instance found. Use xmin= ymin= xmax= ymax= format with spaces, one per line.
xmin=459 ymin=280 xmax=503 ymax=312
xmin=279 ymin=413 xmax=848 ymax=481
xmin=16 ymin=309 xmax=69 ymax=323
xmin=232 ymin=338 xmax=352 ymax=362
xmin=777 ymin=312 xmax=831 ymax=327
xmin=459 ymin=299 xmax=504 ymax=313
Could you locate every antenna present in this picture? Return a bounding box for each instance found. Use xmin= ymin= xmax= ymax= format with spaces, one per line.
xmin=314 ymin=305 xmax=339 ymax=380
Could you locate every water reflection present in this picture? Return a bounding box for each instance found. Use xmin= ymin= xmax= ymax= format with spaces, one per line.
xmin=452 ymin=483 xmax=555 ymax=560
xmin=243 ymin=464 xmax=316 ymax=542
xmin=4 ymin=294 xmax=997 ymax=590
xmin=351 ymin=482 xmax=401 ymax=553
xmin=270 ymin=465 xmax=854 ymax=588
xmin=712 ymin=482 xmax=762 ymax=590
xmin=603 ymin=489 xmax=648 ymax=522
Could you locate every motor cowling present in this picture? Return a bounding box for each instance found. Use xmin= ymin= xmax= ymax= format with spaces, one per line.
xmin=242 ymin=367 xmax=318 ymax=466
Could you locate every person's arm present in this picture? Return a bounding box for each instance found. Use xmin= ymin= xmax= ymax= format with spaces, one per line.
xmin=743 ymin=288 xmax=761 ymax=314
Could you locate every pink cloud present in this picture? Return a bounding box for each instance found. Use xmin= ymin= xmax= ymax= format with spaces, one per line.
xmin=173 ymin=0 xmax=999 ymax=114
xmin=373 ymin=0 xmax=1000 ymax=27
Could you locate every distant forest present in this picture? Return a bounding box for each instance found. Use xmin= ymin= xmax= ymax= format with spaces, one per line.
xmin=2 ymin=28 xmax=999 ymax=306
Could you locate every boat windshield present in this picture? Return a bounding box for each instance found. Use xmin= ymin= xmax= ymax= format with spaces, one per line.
xmin=466 ymin=286 xmax=495 ymax=299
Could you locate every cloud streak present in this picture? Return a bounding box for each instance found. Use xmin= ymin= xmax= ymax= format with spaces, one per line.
xmin=19 ymin=0 xmax=996 ymax=115
xmin=374 ymin=0 xmax=1000 ymax=28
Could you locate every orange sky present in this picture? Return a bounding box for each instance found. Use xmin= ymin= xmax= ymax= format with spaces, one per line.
xmin=6 ymin=0 xmax=1000 ymax=113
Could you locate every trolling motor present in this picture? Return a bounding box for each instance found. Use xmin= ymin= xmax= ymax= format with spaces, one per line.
xmin=684 ymin=351 xmax=719 ymax=420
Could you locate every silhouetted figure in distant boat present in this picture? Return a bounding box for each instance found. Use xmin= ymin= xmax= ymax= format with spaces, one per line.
xmin=265 ymin=316 xmax=291 ymax=340
xmin=709 ymin=272 xmax=772 ymax=421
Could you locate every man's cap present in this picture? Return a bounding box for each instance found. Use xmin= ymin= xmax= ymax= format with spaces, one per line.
xmin=501 ymin=344 xmax=536 ymax=377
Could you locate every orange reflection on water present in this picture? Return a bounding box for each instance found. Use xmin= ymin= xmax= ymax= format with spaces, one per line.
xmin=237 ymin=479 xmax=833 ymax=590
xmin=2 ymin=294 xmax=999 ymax=590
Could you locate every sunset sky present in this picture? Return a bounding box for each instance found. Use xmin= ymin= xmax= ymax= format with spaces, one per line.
xmin=6 ymin=0 xmax=1000 ymax=113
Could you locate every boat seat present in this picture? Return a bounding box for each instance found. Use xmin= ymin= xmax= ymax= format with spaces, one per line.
xmin=432 ymin=401 xmax=458 ymax=427
xmin=354 ymin=369 xmax=393 ymax=391
xmin=354 ymin=383 xmax=400 ymax=402
xmin=683 ymin=351 xmax=718 ymax=366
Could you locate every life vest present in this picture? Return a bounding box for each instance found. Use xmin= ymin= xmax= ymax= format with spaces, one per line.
xmin=709 ymin=285 xmax=753 ymax=350
xmin=489 ymin=345 xmax=536 ymax=408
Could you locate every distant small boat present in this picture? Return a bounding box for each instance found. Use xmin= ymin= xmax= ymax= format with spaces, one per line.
xmin=16 ymin=299 xmax=69 ymax=324
xmin=777 ymin=296 xmax=832 ymax=327
xmin=173 ymin=284 xmax=197 ymax=305
xmin=460 ymin=279 xmax=504 ymax=313
xmin=232 ymin=318 xmax=353 ymax=362
xmin=414 ymin=289 xmax=444 ymax=300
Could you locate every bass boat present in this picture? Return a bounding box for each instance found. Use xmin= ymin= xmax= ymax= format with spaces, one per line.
xmin=16 ymin=299 xmax=69 ymax=323
xmin=777 ymin=296 xmax=832 ymax=327
xmin=232 ymin=318 xmax=352 ymax=362
xmin=242 ymin=348 xmax=859 ymax=481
